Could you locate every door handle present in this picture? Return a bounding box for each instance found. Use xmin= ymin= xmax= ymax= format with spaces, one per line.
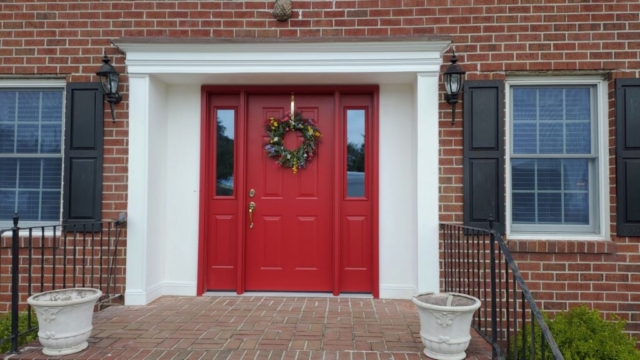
xmin=248 ymin=202 xmax=256 ymax=228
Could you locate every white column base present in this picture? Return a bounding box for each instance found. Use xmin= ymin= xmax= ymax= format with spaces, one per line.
xmin=125 ymin=282 xmax=197 ymax=305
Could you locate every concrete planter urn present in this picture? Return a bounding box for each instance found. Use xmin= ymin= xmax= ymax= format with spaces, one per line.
xmin=27 ymin=288 xmax=102 ymax=356
xmin=412 ymin=292 xmax=481 ymax=360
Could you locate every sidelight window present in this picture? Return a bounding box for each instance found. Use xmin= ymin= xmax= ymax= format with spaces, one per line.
xmin=215 ymin=109 xmax=236 ymax=197
xmin=346 ymin=109 xmax=365 ymax=198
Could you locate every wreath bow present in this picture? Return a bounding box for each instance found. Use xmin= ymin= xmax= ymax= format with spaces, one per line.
xmin=264 ymin=111 xmax=322 ymax=173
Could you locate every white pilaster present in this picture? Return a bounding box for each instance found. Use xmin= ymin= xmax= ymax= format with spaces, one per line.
xmin=415 ymin=72 xmax=441 ymax=293
xmin=125 ymin=74 xmax=151 ymax=305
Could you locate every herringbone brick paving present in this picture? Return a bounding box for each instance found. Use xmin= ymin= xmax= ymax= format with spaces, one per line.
xmin=4 ymin=296 xmax=491 ymax=360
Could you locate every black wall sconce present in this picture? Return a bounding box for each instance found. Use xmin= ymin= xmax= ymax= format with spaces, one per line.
xmin=443 ymin=50 xmax=466 ymax=126
xmin=95 ymin=52 xmax=122 ymax=123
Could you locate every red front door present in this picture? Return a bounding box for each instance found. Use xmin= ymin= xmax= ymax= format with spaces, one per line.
xmin=244 ymin=94 xmax=334 ymax=291
xmin=200 ymin=87 xmax=378 ymax=296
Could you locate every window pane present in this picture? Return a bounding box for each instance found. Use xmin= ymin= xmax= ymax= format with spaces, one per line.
xmin=513 ymin=193 xmax=535 ymax=223
xmin=0 ymin=158 xmax=17 ymax=188
xmin=513 ymin=122 xmax=537 ymax=154
xmin=563 ymin=159 xmax=589 ymax=190
xmin=537 ymin=192 xmax=562 ymax=223
xmin=41 ymin=123 xmax=62 ymax=153
xmin=0 ymin=124 xmax=15 ymax=153
xmin=565 ymin=88 xmax=590 ymax=120
xmin=2 ymin=90 xmax=64 ymax=155
xmin=16 ymin=123 xmax=38 ymax=153
xmin=19 ymin=158 xmax=41 ymax=189
xmin=0 ymin=158 xmax=62 ymax=222
xmin=41 ymin=191 xmax=61 ymax=221
xmin=42 ymin=159 xmax=62 ymax=189
xmin=512 ymin=159 xmax=535 ymax=191
xmin=0 ymin=191 xmax=16 ymax=219
xmin=512 ymin=87 xmax=593 ymax=156
xmin=564 ymin=193 xmax=589 ymax=224
xmin=566 ymin=122 xmax=590 ymax=154
xmin=17 ymin=92 xmax=41 ymax=123
xmin=346 ymin=109 xmax=365 ymax=198
xmin=0 ymin=92 xmax=16 ymax=122
xmin=539 ymin=89 xmax=563 ymax=121
xmin=513 ymin=88 xmax=537 ymax=121
xmin=17 ymin=191 xmax=39 ymax=221
xmin=539 ymin=123 xmax=563 ymax=154
xmin=41 ymin=91 xmax=63 ymax=123
xmin=511 ymin=158 xmax=592 ymax=227
xmin=537 ymin=159 xmax=561 ymax=191
xmin=216 ymin=109 xmax=234 ymax=196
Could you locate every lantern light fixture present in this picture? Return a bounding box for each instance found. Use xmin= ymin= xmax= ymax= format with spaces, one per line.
xmin=95 ymin=52 xmax=122 ymax=123
xmin=443 ymin=50 xmax=466 ymax=126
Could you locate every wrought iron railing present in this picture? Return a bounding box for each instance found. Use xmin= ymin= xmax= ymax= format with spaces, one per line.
xmin=441 ymin=220 xmax=564 ymax=360
xmin=0 ymin=213 xmax=126 ymax=354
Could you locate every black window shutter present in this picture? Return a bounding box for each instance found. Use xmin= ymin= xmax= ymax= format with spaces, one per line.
xmin=616 ymin=79 xmax=640 ymax=236
xmin=463 ymin=80 xmax=505 ymax=232
xmin=63 ymin=83 xmax=104 ymax=224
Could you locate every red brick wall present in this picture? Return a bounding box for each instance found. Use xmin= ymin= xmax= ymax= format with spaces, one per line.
xmin=1 ymin=0 xmax=639 ymax=337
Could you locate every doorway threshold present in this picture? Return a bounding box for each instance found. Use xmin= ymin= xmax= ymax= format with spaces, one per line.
xmin=203 ymin=291 xmax=373 ymax=298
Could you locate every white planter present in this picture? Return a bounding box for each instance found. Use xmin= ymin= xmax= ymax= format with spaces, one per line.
xmin=27 ymin=288 xmax=102 ymax=356
xmin=412 ymin=292 xmax=481 ymax=360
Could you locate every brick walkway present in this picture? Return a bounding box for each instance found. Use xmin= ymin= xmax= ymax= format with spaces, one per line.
xmin=6 ymin=296 xmax=492 ymax=360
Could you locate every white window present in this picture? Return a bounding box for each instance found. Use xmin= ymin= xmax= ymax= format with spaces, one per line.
xmin=0 ymin=84 xmax=65 ymax=227
xmin=506 ymin=77 xmax=608 ymax=238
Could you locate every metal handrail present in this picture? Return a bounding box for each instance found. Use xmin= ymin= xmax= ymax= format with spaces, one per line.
xmin=440 ymin=221 xmax=564 ymax=359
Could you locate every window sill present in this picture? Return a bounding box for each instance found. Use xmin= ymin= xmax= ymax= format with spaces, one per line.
xmin=506 ymin=233 xmax=607 ymax=241
xmin=1 ymin=229 xmax=62 ymax=237
xmin=0 ymin=229 xmax=63 ymax=249
xmin=506 ymin=239 xmax=616 ymax=254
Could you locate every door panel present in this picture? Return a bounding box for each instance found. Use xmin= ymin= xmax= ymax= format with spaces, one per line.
xmin=340 ymin=95 xmax=373 ymax=292
xmin=245 ymin=94 xmax=334 ymax=291
xmin=205 ymin=95 xmax=239 ymax=291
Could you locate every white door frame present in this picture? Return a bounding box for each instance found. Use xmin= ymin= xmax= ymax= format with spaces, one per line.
xmin=115 ymin=37 xmax=451 ymax=305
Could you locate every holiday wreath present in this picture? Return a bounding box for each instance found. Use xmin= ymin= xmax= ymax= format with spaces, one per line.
xmin=264 ymin=111 xmax=322 ymax=173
